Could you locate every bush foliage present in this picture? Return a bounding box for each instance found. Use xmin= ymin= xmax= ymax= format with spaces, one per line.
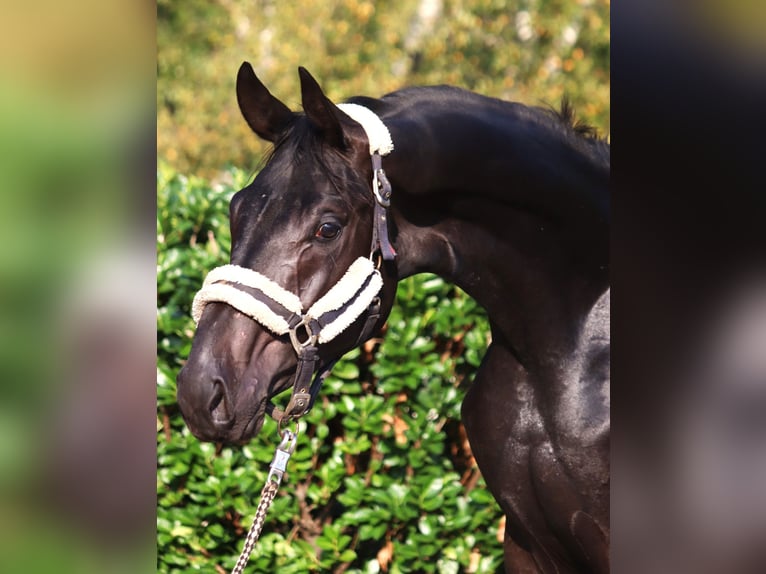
xmin=157 ymin=162 xmax=503 ymax=572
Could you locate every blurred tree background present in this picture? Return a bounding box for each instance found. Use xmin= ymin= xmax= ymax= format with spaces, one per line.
xmin=158 ymin=0 xmax=609 ymax=179
xmin=158 ymin=1 xmax=609 ymax=572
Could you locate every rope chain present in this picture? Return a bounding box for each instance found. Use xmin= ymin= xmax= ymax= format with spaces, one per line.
xmin=230 ymin=479 xmax=279 ymax=574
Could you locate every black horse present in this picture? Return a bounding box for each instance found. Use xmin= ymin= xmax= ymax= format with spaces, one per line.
xmin=177 ymin=63 xmax=610 ymax=573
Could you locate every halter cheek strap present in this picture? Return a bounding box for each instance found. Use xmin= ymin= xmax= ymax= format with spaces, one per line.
xmin=337 ymin=103 xmax=396 ymax=261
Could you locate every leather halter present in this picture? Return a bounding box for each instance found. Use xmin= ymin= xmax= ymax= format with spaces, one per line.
xmin=191 ymin=104 xmax=395 ymax=424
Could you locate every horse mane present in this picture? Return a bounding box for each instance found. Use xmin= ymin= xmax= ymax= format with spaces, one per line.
xmin=551 ymin=96 xmax=602 ymax=141
xmin=349 ymin=86 xmax=609 ymax=170
xmin=255 ymin=85 xmax=609 ymax=198
xmin=543 ymin=96 xmax=610 ymax=170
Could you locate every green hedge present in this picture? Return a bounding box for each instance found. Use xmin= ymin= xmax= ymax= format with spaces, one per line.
xmin=157 ymin=162 xmax=501 ymax=573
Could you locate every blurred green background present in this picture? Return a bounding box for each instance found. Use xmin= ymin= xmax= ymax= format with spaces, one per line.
xmin=157 ymin=1 xmax=609 ymax=572
xmin=0 ymin=1 xmax=155 ymax=573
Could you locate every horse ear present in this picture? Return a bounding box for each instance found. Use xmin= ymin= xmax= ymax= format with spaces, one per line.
xmin=298 ymin=67 xmax=345 ymax=149
xmin=236 ymin=62 xmax=294 ymax=142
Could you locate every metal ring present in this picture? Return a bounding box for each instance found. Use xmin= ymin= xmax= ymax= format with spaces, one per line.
xmin=276 ymin=419 xmax=302 ymax=444
xmin=288 ymin=316 xmax=318 ymax=353
xmin=278 ymin=428 xmax=298 ymax=453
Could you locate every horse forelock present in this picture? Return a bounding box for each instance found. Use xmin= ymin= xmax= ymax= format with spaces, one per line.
xmin=260 ymin=115 xmax=374 ymax=209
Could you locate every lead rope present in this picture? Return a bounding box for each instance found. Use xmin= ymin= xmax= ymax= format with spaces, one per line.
xmin=230 ymin=428 xmax=298 ymax=574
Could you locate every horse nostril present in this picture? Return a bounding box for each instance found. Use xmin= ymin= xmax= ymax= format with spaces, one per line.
xmin=209 ymin=378 xmax=233 ymax=427
xmin=208 ymin=381 xmax=224 ymax=412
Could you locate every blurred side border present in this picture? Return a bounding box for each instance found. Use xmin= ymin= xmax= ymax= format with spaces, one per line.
xmin=0 ymin=1 xmax=157 ymax=573
xmin=3 ymin=0 xmax=765 ymax=572
xmin=613 ymin=2 xmax=766 ymax=573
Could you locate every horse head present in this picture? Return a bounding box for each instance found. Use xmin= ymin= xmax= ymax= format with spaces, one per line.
xmin=177 ymin=64 xmax=397 ymax=443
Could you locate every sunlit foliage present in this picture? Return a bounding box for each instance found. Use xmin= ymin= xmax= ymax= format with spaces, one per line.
xmin=158 ymin=0 xmax=609 ymax=178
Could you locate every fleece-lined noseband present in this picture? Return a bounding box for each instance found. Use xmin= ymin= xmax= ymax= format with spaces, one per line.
xmin=191 ymin=103 xmax=395 ymax=423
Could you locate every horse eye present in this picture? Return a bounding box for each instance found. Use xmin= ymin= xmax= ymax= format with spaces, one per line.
xmin=315 ymin=222 xmax=341 ymax=240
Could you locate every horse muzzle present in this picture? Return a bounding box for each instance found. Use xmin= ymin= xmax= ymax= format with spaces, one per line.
xmin=176 ymin=362 xmax=260 ymax=443
xmin=176 ymin=301 xmax=298 ymax=444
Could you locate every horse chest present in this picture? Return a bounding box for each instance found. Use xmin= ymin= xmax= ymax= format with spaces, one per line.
xmin=462 ymin=290 xmax=610 ymax=573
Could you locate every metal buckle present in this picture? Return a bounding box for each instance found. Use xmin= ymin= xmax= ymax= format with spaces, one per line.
xmin=372 ymin=169 xmax=391 ymax=207
xmin=371 ymin=153 xmax=392 ymax=207
xmin=288 ymin=316 xmax=318 ymax=354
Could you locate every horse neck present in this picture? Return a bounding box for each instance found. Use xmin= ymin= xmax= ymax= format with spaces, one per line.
xmin=382 ymin=92 xmax=609 ymax=363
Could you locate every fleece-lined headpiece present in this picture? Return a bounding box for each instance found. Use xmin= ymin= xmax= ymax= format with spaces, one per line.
xmin=337 ymin=103 xmax=394 ymax=156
